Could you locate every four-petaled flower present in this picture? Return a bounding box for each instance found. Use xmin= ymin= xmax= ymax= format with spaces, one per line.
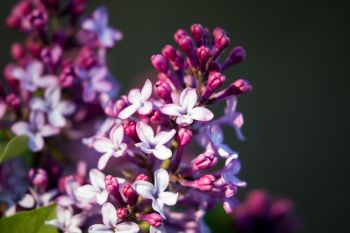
xmin=46 ymin=206 xmax=86 ymax=233
xmin=30 ymin=87 xmax=75 ymax=128
xmin=221 ymin=155 xmax=247 ymax=188
xmin=89 ymin=202 xmax=139 ymax=233
xmin=118 ymin=79 xmax=153 ymax=119
xmin=82 ymin=6 xmax=123 ymax=48
xmin=135 ymin=121 xmax=175 ymax=160
xmin=11 ymin=60 xmax=57 ymax=92
xmin=93 ymin=124 xmax=127 ymax=170
xmin=133 ymin=169 xmax=178 ymax=219
xmin=12 ymin=111 xmax=59 ymax=152
xmin=161 ymin=88 xmax=214 ymax=126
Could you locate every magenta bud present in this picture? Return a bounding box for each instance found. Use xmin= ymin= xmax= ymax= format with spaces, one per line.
xmin=77 ymin=48 xmax=98 ymax=69
xmin=162 ymin=45 xmax=178 ymax=61
xmin=135 ymin=174 xmax=148 ymax=181
xmin=213 ymin=35 xmax=230 ymax=60
xmin=196 ymin=46 xmax=211 ymax=65
xmin=197 ymin=174 xmax=216 ymax=191
xmin=117 ymin=207 xmax=129 ymax=220
xmin=69 ymin=0 xmax=88 ymax=15
xmin=146 ymin=213 xmax=163 ymax=227
xmin=29 ymin=9 xmax=48 ymax=30
xmin=192 ymin=152 xmax=218 ymax=171
xmin=207 ymin=72 xmax=225 ymax=91
xmin=149 ymin=110 xmax=162 ymax=123
xmin=155 ymin=81 xmax=172 ymax=102
xmin=177 ymin=128 xmax=192 ymax=147
xmin=11 ymin=43 xmax=25 ymax=61
xmin=213 ymin=27 xmax=226 ymax=39
xmin=124 ymin=121 xmax=139 ymax=142
xmin=105 ymin=96 xmax=128 ymax=118
xmin=6 ymin=94 xmax=20 ymax=108
xmin=151 ymin=54 xmax=169 ymax=73
xmin=41 ymin=45 xmax=62 ymax=66
xmin=25 ymin=40 xmax=43 ymax=58
xmin=208 ymin=62 xmax=221 ymax=72
xmin=28 ymin=168 xmax=48 ymax=192
xmin=122 ymin=184 xmax=138 ymax=205
xmin=190 ymin=24 xmax=205 ymax=42
xmin=59 ymin=63 xmax=76 ymax=88
xmin=178 ymin=36 xmax=194 ymax=53
xmin=229 ymin=46 xmax=246 ymax=64
xmin=105 ymin=175 xmax=120 ymax=198
xmin=227 ymin=79 xmax=252 ymax=95
xmin=174 ymin=29 xmax=187 ymax=43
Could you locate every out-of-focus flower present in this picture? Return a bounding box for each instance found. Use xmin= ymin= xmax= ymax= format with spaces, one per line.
xmin=161 ymin=88 xmax=213 ymax=126
xmin=135 ymin=121 xmax=175 ymax=160
xmin=133 ymin=169 xmax=178 ymax=219
xmin=88 ymin=202 xmax=139 ymax=233
xmin=46 ymin=206 xmax=86 ymax=233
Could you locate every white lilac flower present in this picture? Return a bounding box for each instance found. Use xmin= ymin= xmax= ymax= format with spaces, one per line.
xmin=75 ymin=169 xmax=116 ymax=205
xmin=133 ymin=169 xmax=178 ymax=219
xmin=11 ymin=111 xmax=59 ymax=152
xmin=221 ymin=155 xmax=247 ymax=188
xmin=18 ymin=188 xmax=57 ymax=209
xmin=82 ymin=6 xmax=122 ymax=48
xmin=11 ymin=60 xmax=57 ymax=92
xmin=161 ymin=88 xmax=214 ymax=126
xmin=57 ymin=176 xmax=91 ymax=209
xmin=118 ymin=79 xmax=153 ymax=119
xmin=92 ymin=124 xmax=127 ymax=170
xmin=135 ymin=121 xmax=175 ymax=160
xmin=46 ymin=206 xmax=86 ymax=233
xmin=88 ymin=202 xmax=139 ymax=233
xmin=30 ymin=87 xmax=75 ymax=128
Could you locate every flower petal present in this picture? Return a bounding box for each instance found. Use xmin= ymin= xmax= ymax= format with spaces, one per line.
xmin=18 ymin=194 xmax=35 ymax=209
xmin=136 ymin=121 xmax=154 ymax=143
xmin=189 ymin=107 xmax=214 ymax=122
xmin=154 ymin=168 xmax=169 ymax=194
xmin=152 ymin=145 xmax=172 ymax=160
xmin=89 ymin=169 xmax=106 ymax=190
xmin=115 ymin=222 xmax=140 ymax=233
xmin=57 ymin=101 xmax=76 ymax=115
xmin=48 ymin=111 xmax=66 ymax=128
xmin=127 ymin=89 xmax=142 ymax=105
xmin=75 ymin=185 xmax=97 ymax=200
xmin=179 ymin=88 xmax=197 ymax=112
xmin=152 ymin=200 xmax=165 ymax=219
xmin=176 ymin=114 xmax=193 ymax=126
xmin=133 ymin=180 xmax=155 ymax=200
xmin=93 ymin=137 xmax=114 ymax=153
xmin=39 ymin=125 xmax=60 ymax=137
xmin=110 ymin=125 xmax=124 ymax=146
xmin=98 ymin=152 xmax=113 ymax=170
xmin=96 ymin=190 xmax=109 ymax=205
xmin=118 ymin=104 xmax=138 ymax=119
xmin=158 ymin=191 xmax=178 ymax=206
xmin=29 ymin=97 xmax=47 ymax=111
xmin=153 ymin=129 xmax=176 ymax=146
xmin=11 ymin=122 xmax=30 ymax=135
xmin=28 ymin=134 xmax=44 ymax=152
xmin=88 ymin=224 xmax=113 ymax=233
xmin=141 ymin=79 xmax=152 ymax=101
xmin=161 ymin=104 xmax=181 ymax=117
xmin=138 ymin=101 xmax=153 ymax=115
xmin=102 ymin=202 xmax=117 ymax=227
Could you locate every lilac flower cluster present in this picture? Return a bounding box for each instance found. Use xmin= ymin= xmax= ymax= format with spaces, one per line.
xmin=2 ymin=1 xmax=121 ymax=152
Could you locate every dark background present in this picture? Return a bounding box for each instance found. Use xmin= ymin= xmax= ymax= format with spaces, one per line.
xmin=1 ymin=1 xmax=349 ymax=232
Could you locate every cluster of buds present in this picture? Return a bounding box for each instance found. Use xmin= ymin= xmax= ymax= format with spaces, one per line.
xmin=68 ymin=24 xmax=252 ymax=232
xmin=1 ymin=1 xmax=122 ymax=152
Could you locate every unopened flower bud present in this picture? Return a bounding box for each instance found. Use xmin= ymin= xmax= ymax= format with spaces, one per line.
xmin=227 ymin=79 xmax=252 ymax=95
xmin=146 ymin=213 xmax=163 ymax=227
xmin=162 ymin=45 xmax=177 ymax=61
xmin=11 ymin=43 xmax=25 ymax=61
xmin=213 ymin=35 xmax=230 ymax=60
xmin=28 ymin=9 xmax=48 ymax=30
xmin=149 ymin=110 xmax=162 ymax=123
xmin=59 ymin=63 xmax=76 ymax=88
xmin=213 ymin=27 xmax=226 ymax=39
xmin=117 ymin=207 xmax=129 ymax=220
xmin=197 ymin=174 xmax=216 ymax=191
xmin=41 ymin=45 xmax=62 ymax=67
xmin=207 ymin=72 xmax=225 ymax=91
xmin=6 ymin=94 xmax=20 ymax=108
xmin=196 ymin=46 xmax=211 ymax=64
xmin=178 ymin=36 xmax=194 ymax=54
xmin=105 ymin=175 xmax=120 ymax=199
xmin=151 ymin=54 xmax=169 ymax=73
xmin=190 ymin=23 xmax=205 ymax=45
xmin=135 ymin=174 xmax=148 ymax=181
xmin=174 ymin=29 xmax=187 ymax=43
xmin=122 ymin=184 xmax=138 ymax=205
xmin=192 ymin=152 xmax=218 ymax=171
xmin=177 ymin=128 xmax=192 ymax=147
xmin=25 ymin=39 xmax=43 ymax=58
xmin=28 ymin=168 xmax=48 ymax=193
xmin=222 ymin=46 xmax=246 ymax=71
xmin=155 ymin=81 xmax=172 ymax=103
xmin=105 ymin=96 xmax=128 ymax=118
xmin=124 ymin=121 xmax=139 ymax=142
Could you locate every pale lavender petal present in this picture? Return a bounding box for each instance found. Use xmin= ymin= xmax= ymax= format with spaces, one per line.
xmin=97 ymin=152 xmax=113 ymax=170
xmin=93 ymin=137 xmax=114 ymax=153
xmin=160 ymin=104 xmax=181 ymax=117
xmin=141 ymin=79 xmax=152 ymax=101
xmin=127 ymin=89 xmax=142 ymax=105
xmin=75 ymin=185 xmax=96 ymax=200
xmin=57 ymin=101 xmax=75 ymax=115
xmin=152 ymin=144 xmax=172 ymax=160
xmin=110 ymin=124 xmax=124 ymax=146
xmin=18 ymin=194 xmax=35 ymax=208
xmin=176 ymin=115 xmax=193 ymax=126
xmin=27 ymin=61 xmax=43 ymax=78
xmin=45 ymin=87 xmax=61 ymax=107
xmin=189 ymin=107 xmax=214 ymax=122
xmin=39 ymin=125 xmax=60 ymax=137
xmin=179 ymin=88 xmax=197 ymax=111
xmin=94 ymin=6 xmax=108 ymax=29
xmin=133 ymin=181 xmax=155 ymax=200
xmin=88 ymin=224 xmax=113 ymax=233
xmin=90 ymin=169 xmax=105 ymax=190
xmin=29 ymin=98 xmax=47 ymax=111
xmin=69 ymin=213 xmax=86 ymax=228
xmin=135 ymin=142 xmax=152 ymax=154
xmin=96 ymin=190 xmax=108 ymax=205
xmin=82 ymin=19 xmax=96 ymax=31
xmin=115 ymin=222 xmax=140 ymax=233
xmin=37 ymin=75 xmax=58 ymax=88
xmin=99 ymin=30 xmax=114 ymax=47
xmin=137 ymin=101 xmax=153 ymax=115
xmin=152 ymin=200 xmax=165 ymax=219
xmin=158 ymin=191 xmax=178 ymax=206
xmin=102 ymin=202 xmax=117 ymax=227
xmin=153 ymin=129 xmax=176 ymax=145
xmin=118 ymin=104 xmax=138 ymax=119
xmin=28 ymin=134 xmax=44 ymax=152
xmin=11 ymin=67 xmax=26 ymax=80
xmin=83 ymin=84 xmax=97 ymax=102
xmin=57 ymin=196 xmax=75 ymax=207
xmin=48 ymin=111 xmax=66 ymax=128
xmin=11 ymin=122 xmax=30 ymax=135
xmin=136 ymin=121 xmax=154 ymax=143
xmin=154 ymin=168 xmax=169 ymax=194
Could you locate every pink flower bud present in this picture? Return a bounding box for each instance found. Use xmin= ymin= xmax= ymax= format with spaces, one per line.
xmin=59 ymin=63 xmax=76 ymax=88
xmin=11 ymin=43 xmax=25 ymax=61
xmin=177 ymin=128 xmax=192 ymax=147
xmin=190 ymin=23 xmax=205 ymax=46
xmin=28 ymin=168 xmax=48 ymax=193
xmin=162 ymin=45 xmax=177 ymax=61
xmin=105 ymin=175 xmax=120 ymax=199
xmin=197 ymin=174 xmax=216 ymax=191
xmin=122 ymin=184 xmax=138 ymax=205
xmin=196 ymin=46 xmax=211 ymax=65
xmin=28 ymin=9 xmax=48 ymax=30
xmin=207 ymin=72 xmax=225 ymax=91
xmin=6 ymin=94 xmax=20 ymax=108
xmin=146 ymin=213 xmax=163 ymax=227
xmin=155 ymin=81 xmax=172 ymax=103
xmin=174 ymin=29 xmax=187 ymax=43
xmin=25 ymin=39 xmax=43 ymax=58
xmin=117 ymin=207 xmax=129 ymax=220
xmin=192 ymin=152 xmax=218 ymax=171
xmin=124 ymin=121 xmax=139 ymax=142
xmin=226 ymin=79 xmax=252 ymax=95
xmin=77 ymin=48 xmax=98 ymax=69
xmin=213 ymin=27 xmax=226 ymax=39
xmin=151 ymin=54 xmax=169 ymax=73
xmin=213 ymin=35 xmax=230 ymax=59
xmin=105 ymin=96 xmax=128 ymax=118
xmin=135 ymin=174 xmax=148 ymax=181
xmin=149 ymin=110 xmax=162 ymax=123
xmin=178 ymin=36 xmax=194 ymax=54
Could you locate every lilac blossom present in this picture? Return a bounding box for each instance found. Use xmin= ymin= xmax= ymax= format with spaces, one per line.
xmin=118 ymin=79 xmax=153 ymax=119
xmin=221 ymin=155 xmax=247 ymax=188
xmin=30 ymin=87 xmax=75 ymax=128
xmin=161 ymin=88 xmax=214 ymax=126
xmin=11 ymin=111 xmax=59 ymax=152
xmin=92 ymin=124 xmax=127 ymax=170
xmin=135 ymin=121 xmax=176 ymax=160
xmin=89 ymin=202 xmax=139 ymax=233
xmin=133 ymin=169 xmax=178 ymax=219
xmin=82 ymin=6 xmax=123 ymax=48
xmin=18 ymin=188 xmax=57 ymax=209
xmin=46 ymin=206 xmax=86 ymax=233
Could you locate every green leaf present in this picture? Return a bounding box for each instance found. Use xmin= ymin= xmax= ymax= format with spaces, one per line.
xmin=0 ymin=205 xmax=58 ymax=233
xmin=0 ymin=135 xmax=29 ymax=164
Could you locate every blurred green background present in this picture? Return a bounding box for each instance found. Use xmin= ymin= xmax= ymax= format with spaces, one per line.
xmin=1 ymin=0 xmax=349 ymax=232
